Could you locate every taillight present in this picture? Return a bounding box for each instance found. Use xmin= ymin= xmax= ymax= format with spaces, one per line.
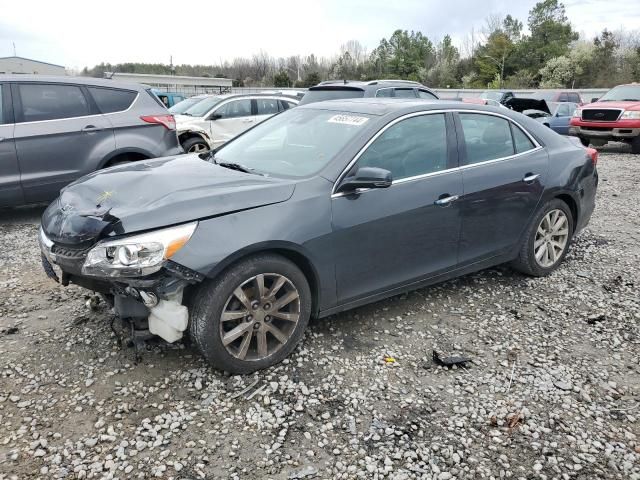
xmin=140 ymin=114 xmax=176 ymax=130
xmin=586 ymin=147 xmax=598 ymax=166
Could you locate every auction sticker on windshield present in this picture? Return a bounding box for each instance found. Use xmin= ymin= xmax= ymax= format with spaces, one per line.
xmin=328 ymin=114 xmax=369 ymax=126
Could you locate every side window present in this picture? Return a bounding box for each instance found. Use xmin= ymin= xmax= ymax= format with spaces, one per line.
xmin=278 ymin=100 xmax=296 ymax=111
xmin=459 ymin=113 xmax=515 ymax=165
xmin=18 ymin=83 xmax=90 ymax=122
xmin=511 ymin=123 xmax=536 ymax=154
xmin=394 ymin=88 xmax=417 ymax=98
xmin=568 ymin=93 xmax=581 ymax=103
xmin=556 ymin=104 xmax=571 ymax=117
xmin=418 ymin=89 xmax=438 ymax=99
xmin=356 ymin=114 xmax=448 ymax=181
xmin=215 ymin=99 xmax=252 ymax=119
xmin=375 ymin=88 xmax=393 ymax=98
xmin=88 ymin=87 xmax=137 ymax=113
xmin=256 ymin=98 xmax=280 ymax=115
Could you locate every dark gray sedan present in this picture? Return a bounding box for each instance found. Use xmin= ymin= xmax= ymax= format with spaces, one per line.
xmin=39 ymin=99 xmax=598 ymax=373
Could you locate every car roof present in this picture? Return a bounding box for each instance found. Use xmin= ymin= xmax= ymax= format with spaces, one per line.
xmin=311 ymin=79 xmax=431 ymax=91
xmin=0 ymin=74 xmax=147 ymax=91
xmin=298 ymin=97 xmax=512 ymax=116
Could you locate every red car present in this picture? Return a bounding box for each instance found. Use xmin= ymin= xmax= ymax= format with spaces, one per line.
xmin=569 ymin=84 xmax=640 ymax=154
xmin=533 ymin=90 xmax=584 ymax=105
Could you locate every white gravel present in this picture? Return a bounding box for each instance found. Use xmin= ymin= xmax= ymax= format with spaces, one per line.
xmin=0 ymin=148 xmax=639 ymax=479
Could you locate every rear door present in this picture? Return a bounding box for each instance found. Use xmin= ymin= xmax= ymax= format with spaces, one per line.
xmin=253 ymin=97 xmax=281 ymax=126
xmin=208 ymin=98 xmax=253 ymax=148
xmin=0 ymin=83 xmax=23 ymax=206
xmin=12 ymin=82 xmax=115 ymax=203
xmin=548 ymin=103 xmax=576 ymax=135
xmin=455 ymin=112 xmax=548 ymax=265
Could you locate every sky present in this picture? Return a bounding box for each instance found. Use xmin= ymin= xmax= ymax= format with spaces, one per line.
xmin=0 ymin=0 xmax=638 ymax=71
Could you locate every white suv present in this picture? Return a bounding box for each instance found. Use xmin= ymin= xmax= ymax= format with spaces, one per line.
xmin=176 ymin=94 xmax=298 ymax=152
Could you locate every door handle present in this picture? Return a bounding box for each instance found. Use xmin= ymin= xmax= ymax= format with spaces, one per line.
xmin=523 ymin=173 xmax=540 ymax=183
xmin=434 ymin=194 xmax=459 ymax=206
xmin=82 ymin=125 xmax=101 ymax=132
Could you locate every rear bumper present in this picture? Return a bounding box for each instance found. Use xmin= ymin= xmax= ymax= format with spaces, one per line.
xmin=569 ymin=125 xmax=640 ymax=140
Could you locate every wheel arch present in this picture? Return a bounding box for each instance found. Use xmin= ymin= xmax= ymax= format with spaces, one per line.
xmin=99 ymin=148 xmax=153 ymax=169
xmin=178 ymin=130 xmax=213 ymax=148
xmin=205 ymin=242 xmax=322 ymax=317
xmin=554 ymin=192 xmax=579 ymax=231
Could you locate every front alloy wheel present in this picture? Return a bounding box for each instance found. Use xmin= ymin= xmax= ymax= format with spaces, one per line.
xmin=534 ymin=209 xmax=569 ymax=268
xmin=189 ymin=254 xmax=311 ymax=373
xmin=220 ymin=274 xmax=301 ymax=361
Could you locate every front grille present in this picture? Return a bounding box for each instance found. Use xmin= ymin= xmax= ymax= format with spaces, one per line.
xmin=581 ymin=109 xmax=621 ymax=121
xmin=51 ymin=244 xmax=89 ymax=259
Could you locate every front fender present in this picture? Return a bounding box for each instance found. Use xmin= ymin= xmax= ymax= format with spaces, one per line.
xmin=177 ymin=126 xmax=214 ymax=149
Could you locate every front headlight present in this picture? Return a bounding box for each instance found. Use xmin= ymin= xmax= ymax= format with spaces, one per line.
xmin=572 ymin=108 xmax=582 ymax=118
xmin=620 ymin=110 xmax=640 ymax=119
xmin=82 ymin=222 xmax=197 ymax=277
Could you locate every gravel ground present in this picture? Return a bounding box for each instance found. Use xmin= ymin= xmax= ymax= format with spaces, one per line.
xmin=0 ymin=149 xmax=639 ymax=480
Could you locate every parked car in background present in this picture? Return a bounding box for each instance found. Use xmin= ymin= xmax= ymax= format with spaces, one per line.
xmin=175 ymin=93 xmax=299 ymax=153
xmin=569 ymin=84 xmax=640 ymax=153
xmin=40 ymin=98 xmax=598 ymax=373
xmin=531 ymin=90 xmax=584 ymax=105
xmin=298 ymin=80 xmax=438 ymax=105
xmin=152 ymin=90 xmax=186 ymax=108
xmin=506 ymin=98 xmax=578 ymax=135
xmin=0 ymin=75 xmax=182 ymax=207
xmin=479 ymin=90 xmax=515 ymax=105
xmin=461 ymin=97 xmax=506 ymax=108
xmin=168 ymin=94 xmax=209 ymax=115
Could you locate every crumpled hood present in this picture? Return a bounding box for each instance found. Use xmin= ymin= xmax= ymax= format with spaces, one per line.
xmin=506 ymin=98 xmax=551 ymax=114
xmin=41 ymin=155 xmax=296 ymax=246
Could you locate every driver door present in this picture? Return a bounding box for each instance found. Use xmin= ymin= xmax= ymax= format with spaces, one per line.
xmin=331 ymin=112 xmax=463 ymax=304
xmin=208 ymin=98 xmax=253 ymax=148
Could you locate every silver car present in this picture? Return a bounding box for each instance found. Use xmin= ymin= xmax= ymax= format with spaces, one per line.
xmin=175 ymin=93 xmax=299 ymax=153
xmin=0 ymin=75 xmax=182 ymax=207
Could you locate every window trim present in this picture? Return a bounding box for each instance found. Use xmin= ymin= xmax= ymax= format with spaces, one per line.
xmin=332 ymin=109 xmax=542 ymax=198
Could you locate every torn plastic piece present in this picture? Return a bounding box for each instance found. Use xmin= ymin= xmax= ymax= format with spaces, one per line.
xmin=148 ymin=290 xmax=188 ymax=343
xmin=384 ymin=356 xmax=396 ymax=364
xmin=432 ymin=350 xmax=471 ymax=368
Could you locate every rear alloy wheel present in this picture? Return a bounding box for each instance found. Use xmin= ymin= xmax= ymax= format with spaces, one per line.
xmin=182 ymin=137 xmax=210 ymax=154
xmin=511 ymin=199 xmax=574 ymax=277
xmin=189 ymin=254 xmax=311 ymax=373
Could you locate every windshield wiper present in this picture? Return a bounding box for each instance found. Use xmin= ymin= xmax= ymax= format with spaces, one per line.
xmin=217 ymin=161 xmax=264 ymax=176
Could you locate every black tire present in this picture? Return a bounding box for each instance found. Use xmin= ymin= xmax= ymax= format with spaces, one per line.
xmin=189 ymin=254 xmax=311 ymax=374
xmin=631 ymin=136 xmax=640 ymax=155
xmin=181 ymin=137 xmax=209 ymax=154
xmin=511 ymin=199 xmax=574 ymax=277
xmin=579 ymin=137 xmax=590 ymax=147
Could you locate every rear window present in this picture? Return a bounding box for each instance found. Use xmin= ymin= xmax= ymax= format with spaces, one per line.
xmin=18 ymin=83 xmax=91 ymax=122
xmin=88 ymin=87 xmax=137 ymax=113
xmin=298 ymin=88 xmax=364 ymax=105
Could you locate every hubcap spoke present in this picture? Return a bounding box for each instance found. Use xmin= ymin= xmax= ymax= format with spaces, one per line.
xmin=272 ymin=290 xmax=299 ymax=311
xmin=222 ymin=322 xmax=253 ymax=346
xmin=270 ymin=310 xmax=299 ymax=322
xmin=221 ymin=310 xmax=249 ymax=322
xmin=237 ymin=332 xmax=253 ymax=359
xmin=257 ymin=330 xmax=268 ymax=357
xmin=265 ymin=324 xmax=288 ymax=344
xmin=233 ymin=287 xmax=252 ymax=310
xmin=268 ymin=276 xmax=287 ymax=298
xmin=255 ymin=274 xmax=266 ymax=299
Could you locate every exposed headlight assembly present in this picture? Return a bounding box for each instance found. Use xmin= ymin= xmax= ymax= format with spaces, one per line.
xmin=82 ymin=222 xmax=197 ymax=277
xmin=572 ymin=108 xmax=582 ymax=118
xmin=620 ymin=110 xmax=640 ymax=119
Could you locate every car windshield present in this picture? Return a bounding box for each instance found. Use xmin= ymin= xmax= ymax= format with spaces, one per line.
xmin=299 ymin=89 xmax=365 ymax=105
xmin=182 ymin=96 xmax=225 ymax=117
xmin=214 ymin=108 xmax=372 ymax=178
xmin=480 ymin=91 xmax=502 ymax=101
xmin=599 ymin=85 xmax=640 ymax=102
xmin=169 ymin=97 xmax=205 ymax=114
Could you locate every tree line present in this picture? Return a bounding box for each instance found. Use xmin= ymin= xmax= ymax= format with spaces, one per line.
xmin=81 ymin=0 xmax=640 ymax=89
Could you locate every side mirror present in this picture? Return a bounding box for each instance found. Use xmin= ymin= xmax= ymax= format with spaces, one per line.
xmin=208 ymin=113 xmax=222 ymax=121
xmin=591 ymin=97 xmax=599 ymax=103
xmin=336 ymin=167 xmax=393 ymax=194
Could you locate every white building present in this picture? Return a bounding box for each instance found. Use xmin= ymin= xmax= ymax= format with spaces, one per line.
xmin=0 ymin=56 xmax=66 ymax=75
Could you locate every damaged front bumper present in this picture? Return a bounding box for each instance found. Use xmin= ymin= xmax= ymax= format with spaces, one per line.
xmin=39 ymin=228 xmax=204 ymax=343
